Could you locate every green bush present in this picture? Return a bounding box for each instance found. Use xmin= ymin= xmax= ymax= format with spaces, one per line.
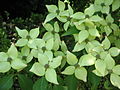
xmin=0 ymin=0 xmax=120 ymax=89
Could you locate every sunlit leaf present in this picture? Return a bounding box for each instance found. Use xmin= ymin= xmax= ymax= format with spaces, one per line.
xmin=45 ymin=68 xmax=58 ymax=84
xmin=62 ymin=66 xmax=75 ymax=75
xmin=112 ymin=65 xmax=120 ymax=75
xmin=30 ymin=62 xmax=45 ymax=76
xmin=75 ymin=67 xmax=87 ymax=82
xmin=67 ymin=51 xmax=78 ymax=65
xmin=46 ymin=5 xmax=58 ymax=13
xmin=0 ymin=62 xmax=11 ymax=73
xmin=29 ymin=28 xmax=39 ymax=39
xmin=109 ymin=47 xmax=120 ymax=57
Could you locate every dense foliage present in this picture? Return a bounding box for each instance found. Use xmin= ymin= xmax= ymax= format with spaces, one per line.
xmin=0 ymin=0 xmax=120 ymax=89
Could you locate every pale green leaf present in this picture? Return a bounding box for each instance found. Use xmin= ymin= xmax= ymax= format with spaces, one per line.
xmin=95 ymin=59 xmax=106 ymax=76
xmin=57 ymin=16 xmax=67 ymax=22
xmin=112 ymin=65 xmax=120 ymax=75
xmin=104 ymin=0 xmax=113 ymax=5
xmin=42 ymin=32 xmax=54 ymax=41
xmin=109 ymin=47 xmax=120 ymax=57
xmin=72 ymin=42 xmax=86 ymax=52
xmin=35 ymin=39 xmax=45 ymax=49
xmin=92 ymin=69 xmax=104 ymax=77
xmin=68 ymin=4 xmax=73 ymax=15
xmin=21 ymin=46 xmax=30 ymax=56
xmin=89 ymin=28 xmax=100 ymax=37
xmin=58 ymin=0 xmax=65 ymax=11
xmin=30 ymin=62 xmax=45 ymax=76
xmin=90 ymin=15 xmax=103 ymax=22
xmin=54 ymin=21 xmax=59 ymax=32
xmin=104 ymin=54 xmax=115 ymax=70
xmin=78 ymin=30 xmax=89 ymax=43
xmin=64 ymin=21 xmax=70 ymax=31
xmin=43 ymin=23 xmax=53 ymax=32
xmin=84 ymin=4 xmax=95 ymax=16
xmin=0 ymin=62 xmax=11 ymax=73
xmin=62 ymin=66 xmax=75 ymax=75
xmin=110 ymin=73 xmax=120 ymax=89
xmin=49 ymin=56 xmax=62 ymax=68
xmin=29 ymin=27 xmax=39 ymax=39
xmin=46 ymin=38 xmax=54 ymax=50
xmin=104 ymin=26 xmax=112 ymax=36
xmin=61 ymin=41 xmax=68 ymax=53
xmin=75 ymin=67 xmax=87 ymax=82
xmin=102 ymin=36 xmax=111 ymax=49
xmin=44 ymin=51 xmax=53 ymax=62
xmin=38 ymin=53 xmax=49 ymax=65
xmin=27 ymin=39 xmax=37 ymax=49
xmin=112 ymin=0 xmax=120 ymax=11
xmin=46 ymin=5 xmax=58 ymax=13
xmin=26 ymin=53 xmax=33 ymax=63
xmin=11 ymin=58 xmax=27 ymax=70
xmin=44 ymin=13 xmax=57 ymax=24
xmin=79 ymin=54 xmax=96 ymax=66
xmin=0 ymin=52 xmax=8 ymax=61
xmin=45 ymin=68 xmax=58 ymax=84
xmin=70 ymin=12 xmax=85 ymax=19
xmin=15 ymin=39 xmax=28 ymax=47
xmin=67 ymin=51 xmax=78 ymax=65
xmin=106 ymin=14 xmax=114 ymax=23
xmin=7 ymin=44 xmax=18 ymax=59
xmin=16 ymin=27 xmax=28 ymax=38
xmin=101 ymin=6 xmax=109 ymax=14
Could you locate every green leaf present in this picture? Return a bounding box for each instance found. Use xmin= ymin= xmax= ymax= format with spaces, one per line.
xmin=110 ymin=73 xmax=120 ymax=89
xmin=92 ymin=69 xmax=104 ymax=77
xmin=62 ymin=66 xmax=75 ymax=75
xmin=104 ymin=0 xmax=113 ymax=5
xmin=104 ymin=54 xmax=115 ymax=70
xmin=29 ymin=27 xmax=39 ymax=39
xmin=106 ymin=14 xmax=114 ymax=23
xmin=49 ymin=56 xmax=62 ymax=68
xmin=21 ymin=46 xmax=30 ymax=56
xmin=64 ymin=21 xmax=70 ymax=31
xmin=30 ymin=62 xmax=45 ymax=76
xmin=90 ymin=15 xmax=103 ymax=22
xmin=95 ymin=59 xmax=106 ymax=76
xmin=67 ymin=51 xmax=78 ymax=65
xmin=0 ymin=74 xmax=13 ymax=90
xmin=72 ymin=42 xmax=86 ymax=52
xmin=68 ymin=4 xmax=73 ymax=15
xmin=15 ymin=39 xmax=28 ymax=47
xmin=61 ymin=41 xmax=68 ymax=53
xmin=0 ymin=62 xmax=11 ymax=73
xmin=38 ymin=53 xmax=48 ymax=65
xmin=54 ymin=21 xmax=59 ymax=32
xmin=43 ymin=23 xmax=53 ymax=32
xmin=45 ymin=68 xmax=58 ymax=84
xmin=27 ymin=39 xmax=37 ymax=49
xmin=62 ymin=26 xmax=79 ymax=36
xmin=44 ymin=51 xmax=53 ymax=61
xmin=102 ymin=36 xmax=111 ymax=49
xmin=11 ymin=58 xmax=27 ymax=70
xmin=79 ymin=54 xmax=96 ymax=66
xmin=101 ymin=6 xmax=109 ymax=14
xmin=16 ymin=27 xmax=28 ymax=38
xmin=46 ymin=5 xmax=58 ymax=13
xmin=46 ymin=38 xmax=54 ymax=50
xmin=70 ymin=12 xmax=85 ymax=19
xmin=112 ymin=0 xmax=120 ymax=11
xmin=112 ymin=65 xmax=120 ymax=75
xmin=18 ymin=74 xmax=33 ymax=90
xmin=0 ymin=52 xmax=8 ymax=61
xmin=75 ymin=67 xmax=87 ymax=82
xmin=58 ymin=0 xmax=65 ymax=11
xmin=7 ymin=44 xmax=18 ymax=59
xmin=88 ymin=28 xmax=100 ymax=37
xmin=78 ymin=30 xmax=89 ymax=43
xmin=64 ymin=75 xmax=78 ymax=90
xmin=44 ymin=13 xmax=57 ymax=24
xmin=84 ymin=4 xmax=95 ymax=16
xmin=43 ymin=32 xmax=53 ymax=41
xmin=109 ymin=47 xmax=120 ymax=57
xmin=33 ymin=77 xmax=48 ymax=90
